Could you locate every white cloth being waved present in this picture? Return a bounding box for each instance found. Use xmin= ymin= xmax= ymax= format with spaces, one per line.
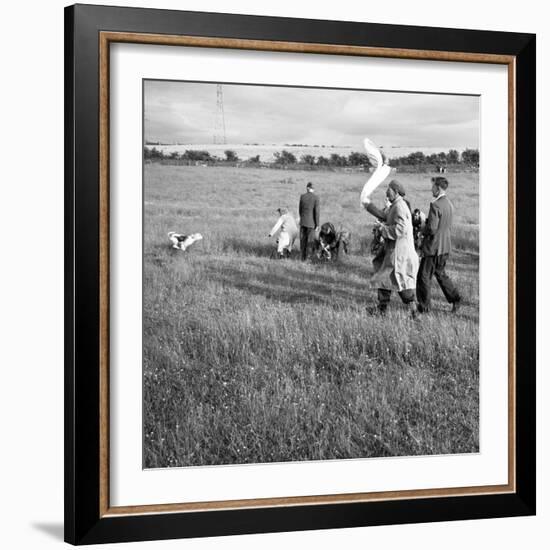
xmin=360 ymin=138 xmax=392 ymax=206
xmin=269 ymin=213 xmax=299 ymax=254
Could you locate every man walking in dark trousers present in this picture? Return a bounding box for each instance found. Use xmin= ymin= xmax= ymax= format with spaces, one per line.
xmin=298 ymin=182 xmax=320 ymax=260
xmin=417 ymin=176 xmax=461 ymax=313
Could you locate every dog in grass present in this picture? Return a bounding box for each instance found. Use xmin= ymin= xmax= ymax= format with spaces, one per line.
xmin=168 ymin=231 xmax=203 ymax=251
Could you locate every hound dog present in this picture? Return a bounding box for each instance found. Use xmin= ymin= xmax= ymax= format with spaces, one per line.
xmin=168 ymin=231 xmax=203 ymax=251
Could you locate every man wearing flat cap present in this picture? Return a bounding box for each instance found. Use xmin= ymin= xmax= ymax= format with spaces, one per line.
xmin=416 ymin=176 xmax=461 ymax=313
xmin=298 ymin=182 xmax=320 ymax=261
xmin=362 ymin=179 xmax=419 ymax=314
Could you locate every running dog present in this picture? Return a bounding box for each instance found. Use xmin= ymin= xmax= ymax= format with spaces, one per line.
xmin=168 ymin=231 xmax=203 ymax=251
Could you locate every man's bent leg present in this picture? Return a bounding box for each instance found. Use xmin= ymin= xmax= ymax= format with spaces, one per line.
xmin=398 ymin=288 xmax=417 ymax=317
xmin=398 ymin=289 xmax=415 ymax=304
xmin=434 ymin=254 xmax=461 ymax=304
xmin=377 ymin=288 xmax=391 ymax=313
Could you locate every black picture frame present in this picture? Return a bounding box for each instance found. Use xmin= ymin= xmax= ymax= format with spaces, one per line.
xmin=65 ymin=3 xmax=536 ymax=545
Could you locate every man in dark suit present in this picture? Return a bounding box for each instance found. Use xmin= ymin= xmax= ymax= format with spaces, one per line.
xmin=298 ymin=182 xmax=320 ymax=260
xmin=416 ymin=176 xmax=461 ymax=313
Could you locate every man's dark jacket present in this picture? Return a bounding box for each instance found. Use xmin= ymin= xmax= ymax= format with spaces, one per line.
xmin=299 ymin=191 xmax=320 ymax=228
xmin=421 ymin=194 xmax=454 ymax=256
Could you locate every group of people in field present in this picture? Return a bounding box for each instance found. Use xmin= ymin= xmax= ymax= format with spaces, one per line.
xmin=268 ymin=176 xmax=461 ymax=315
xmin=362 ymin=176 xmax=461 ymax=315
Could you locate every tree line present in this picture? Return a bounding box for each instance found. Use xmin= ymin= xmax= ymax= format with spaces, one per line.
xmin=389 ymin=148 xmax=479 ymax=167
xmin=144 ymin=147 xmax=479 ymax=167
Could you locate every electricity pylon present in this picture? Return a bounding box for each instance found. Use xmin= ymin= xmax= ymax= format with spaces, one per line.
xmin=213 ymin=84 xmax=227 ymax=144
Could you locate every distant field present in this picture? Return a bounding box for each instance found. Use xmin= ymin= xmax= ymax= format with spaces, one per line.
xmin=143 ymin=164 xmax=479 ymax=468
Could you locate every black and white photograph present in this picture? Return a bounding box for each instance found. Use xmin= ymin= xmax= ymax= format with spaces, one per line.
xmin=143 ymin=80 xmax=480 ymax=469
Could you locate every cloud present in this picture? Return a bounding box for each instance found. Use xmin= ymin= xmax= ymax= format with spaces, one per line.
xmin=144 ymin=80 xmax=479 ymax=148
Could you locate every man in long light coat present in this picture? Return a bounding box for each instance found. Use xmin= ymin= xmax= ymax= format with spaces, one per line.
xmin=362 ymin=180 xmax=419 ymax=313
xmin=268 ymin=207 xmax=298 ymax=258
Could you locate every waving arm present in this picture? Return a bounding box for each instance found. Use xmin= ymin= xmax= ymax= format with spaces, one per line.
xmin=365 ymin=202 xmax=388 ymax=222
xmin=269 ymin=216 xmax=283 ymax=237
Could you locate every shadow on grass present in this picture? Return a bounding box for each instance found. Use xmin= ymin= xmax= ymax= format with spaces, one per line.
xmin=145 ymin=237 xmax=479 ymax=317
xmin=202 ymin=253 xmax=478 ymax=325
xmin=144 ymin=237 xmax=207 ymax=267
xmin=206 ymin=259 xmax=369 ymax=306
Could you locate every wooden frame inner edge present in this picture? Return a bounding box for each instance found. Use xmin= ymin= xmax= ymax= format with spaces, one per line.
xmin=98 ymin=31 xmax=517 ymax=517
xmin=507 ymin=57 xmax=517 ymax=494
xmin=99 ymin=30 xmax=111 ymax=517
xmin=101 ymin=31 xmax=514 ymax=64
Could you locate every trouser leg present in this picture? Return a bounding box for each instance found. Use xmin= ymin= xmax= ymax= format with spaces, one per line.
xmin=399 ymin=288 xmax=416 ymax=316
xmin=307 ymin=228 xmax=316 ymax=258
xmin=301 ymin=227 xmax=315 ymax=260
xmin=398 ymin=289 xmax=415 ymax=304
xmin=434 ymin=254 xmax=461 ymax=303
xmin=377 ymin=288 xmax=391 ymax=312
xmin=335 ymin=240 xmax=343 ymax=259
xmin=416 ymin=255 xmax=435 ymax=312
xmin=278 ymin=232 xmax=290 ymax=255
xmin=300 ymin=227 xmax=308 ymax=260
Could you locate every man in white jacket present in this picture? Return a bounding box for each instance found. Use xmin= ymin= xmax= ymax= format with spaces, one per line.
xmin=268 ymin=207 xmax=299 ymax=258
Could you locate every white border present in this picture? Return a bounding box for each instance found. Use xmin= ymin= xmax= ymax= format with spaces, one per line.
xmin=110 ymin=43 xmax=509 ymax=507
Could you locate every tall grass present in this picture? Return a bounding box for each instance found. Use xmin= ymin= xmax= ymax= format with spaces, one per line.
xmin=143 ymin=165 xmax=479 ymax=468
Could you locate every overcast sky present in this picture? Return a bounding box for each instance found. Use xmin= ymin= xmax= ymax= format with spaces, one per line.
xmin=144 ymin=80 xmax=479 ymax=148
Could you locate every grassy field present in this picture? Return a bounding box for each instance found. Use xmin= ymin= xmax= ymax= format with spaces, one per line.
xmin=143 ymin=164 xmax=479 ymax=468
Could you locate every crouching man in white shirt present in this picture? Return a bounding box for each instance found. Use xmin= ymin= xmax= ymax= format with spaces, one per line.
xmin=268 ymin=207 xmax=299 ymax=258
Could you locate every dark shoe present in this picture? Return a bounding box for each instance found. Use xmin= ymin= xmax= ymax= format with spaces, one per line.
xmin=451 ymin=300 xmax=461 ymax=313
